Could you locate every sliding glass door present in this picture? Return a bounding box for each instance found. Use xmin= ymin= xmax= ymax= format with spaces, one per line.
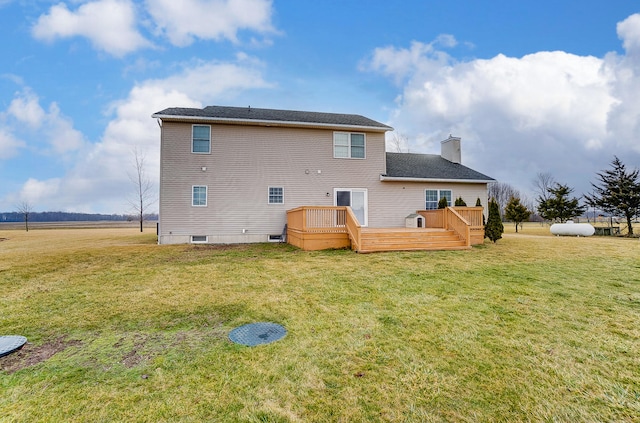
xmin=335 ymin=188 xmax=368 ymax=226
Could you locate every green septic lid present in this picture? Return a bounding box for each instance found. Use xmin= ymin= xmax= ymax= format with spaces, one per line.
xmin=0 ymin=335 xmax=27 ymax=358
xmin=228 ymin=322 xmax=286 ymax=346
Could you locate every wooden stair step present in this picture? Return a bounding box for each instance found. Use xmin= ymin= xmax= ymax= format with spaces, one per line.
xmin=357 ymin=229 xmax=469 ymax=253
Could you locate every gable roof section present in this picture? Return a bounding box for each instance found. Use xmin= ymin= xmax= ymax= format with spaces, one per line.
xmin=383 ymin=152 xmax=495 ymax=183
xmin=152 ymin=105 xmax=393 ymax=132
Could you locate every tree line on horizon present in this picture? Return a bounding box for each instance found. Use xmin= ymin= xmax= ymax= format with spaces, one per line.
xmin=0 ymin=211 xmax=158 ymax=223
xmin=10 ymin=148 xmax=158 ymax=233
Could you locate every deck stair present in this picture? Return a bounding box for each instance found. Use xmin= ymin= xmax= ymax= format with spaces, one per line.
xmin=357 ymin=227 xmax=470 ymax=253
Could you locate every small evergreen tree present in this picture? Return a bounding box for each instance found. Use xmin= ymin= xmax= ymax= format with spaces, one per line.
xmin=584 ymin=156 xmax=640 ymax=236
xmin=537 ymin=183 xmax=586 ymax=222
xmin=438 ymin=197 xmax=449 ymax=209
xmin=485 ymin=198 xmax=504 ymax=243
xmin=454 ymin=197 xmax=467 ymax=206
xmin=504 ymin=196 xmax=531 ymax=233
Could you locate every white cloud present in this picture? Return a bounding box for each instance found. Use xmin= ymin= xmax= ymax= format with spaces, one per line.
xmin=146 ymin=0 xmax=275 ymax=46
xmin=7 ymin=57 xmax=272 ymax=213
xmin=617 ymin=13 xmax=640 ymax=55
xmin=0 ymin=128 xmax=24 ymax=159
xmin=32 ymin=0 xmax=151 ymax=57
xmin=46 ymin=103 xmax=86 ymax=154
xmin=19 ymin=178 xmax=61 ymax=204
xmin=5 ymin=89 xmax=86 ymax=154
xmin=147 ymin=58 xmax=273 ymax=99
xmin=7 ymin=89 xmax=46 ymax=128
xmin=363 ymin=38 xmax=458 ymax=84
xmin=364 ymin=23 xmax=640 ymax=199
xmin=31 ymin=0 xmax=276 ymax=56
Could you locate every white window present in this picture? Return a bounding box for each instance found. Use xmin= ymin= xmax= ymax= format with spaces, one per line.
xmin=192 ymin=185 xmax=207 ymax=206
xmin=268 ymin=187 xmax=284 ymax=204
xmin=333 ymin=132 xmax=365 ymax=158
xmin=425 ymin=189 xmax=452 ymax=210
xmin=191 ymin=235 xmax=207 ymax=243
xmin=192 ymin=125 xmax=211 ymax=154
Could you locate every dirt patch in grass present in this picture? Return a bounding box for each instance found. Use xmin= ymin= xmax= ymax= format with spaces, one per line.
xmin=0 ymin=337 xmax=82 ymax=374
xmin=114 ymin=329 xmax=228 ymax=369
xmin=0 ymin=237 xmax=9 ymax=242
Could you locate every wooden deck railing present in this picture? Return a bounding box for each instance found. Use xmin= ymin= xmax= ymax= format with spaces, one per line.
xmin=445 ymin=207 xmax=471 ymax=247
xmin=421 ymin=208 xmax=445 ymax=228
xmin=344 ymin=206 xmax=362 ymax=251
xmin=452 ymin=206 xmax=484 ymax=227
xmin=418 ymin=206 xmax=484 ymax=246
xmin=287 ymin=206 xmax=348 ymax=233
xmin=286 ymin=206 xmax=362 ymax=250
xmin=453 ymin=206 xmax=484 ymax=245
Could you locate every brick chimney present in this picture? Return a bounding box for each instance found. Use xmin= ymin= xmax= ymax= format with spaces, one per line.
xmin=441 ymin=135 xmax=461 ymax=164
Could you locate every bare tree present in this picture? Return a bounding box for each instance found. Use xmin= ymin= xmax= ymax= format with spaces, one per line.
xmin=532 ymin=172 xmax=556 ymax=203
xmin=128 ymin=148 xmax=156 ymax=232
xmin=487 ymin=182 xmax=520 ymax=218
xmin=16 ymin=201 xmax=34 ymax=232
xmin=387 ymin=132 xmax=409 ymax=153
xmin=521 ymin=194 xmax=543 ymax=222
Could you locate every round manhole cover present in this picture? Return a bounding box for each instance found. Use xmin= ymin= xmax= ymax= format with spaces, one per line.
xmin=0 ymin=335 xmax=27 ymax=358
xmin=228 ymin=322 xmax=287 ymax=346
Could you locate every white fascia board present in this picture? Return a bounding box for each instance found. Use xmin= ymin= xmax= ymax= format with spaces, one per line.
xmin=151 ymin=114 xmax=392 ymax=133
xmin=380 ymin=175 xmax=495 ymax=184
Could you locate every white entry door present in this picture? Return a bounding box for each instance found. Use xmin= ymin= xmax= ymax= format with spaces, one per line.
xmin=335 ymin=188 xmax=368 ymax=226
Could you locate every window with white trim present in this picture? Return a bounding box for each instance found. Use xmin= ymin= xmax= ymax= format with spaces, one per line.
xmin=333 ymin=132 xmax=365 ymax=158
xmin=425 ymin=189 xmax=452 ymax=210
xmin=192 ymin=185 xmax=207 ymax=206
xmin=191 ymin=235 xmax=207 ymax=243
xmin=192 ymin=125 xmax=211 ymax=153
xmin=268 ymin=187 xmax=284 ymax=204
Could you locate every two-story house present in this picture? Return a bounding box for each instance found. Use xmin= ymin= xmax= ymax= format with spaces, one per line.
xmin=152 ymin=105 xmax=494 ymax=251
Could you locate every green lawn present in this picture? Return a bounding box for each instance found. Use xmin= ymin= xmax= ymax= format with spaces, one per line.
xmin=1 ymin=227 xmax=639 ymax=422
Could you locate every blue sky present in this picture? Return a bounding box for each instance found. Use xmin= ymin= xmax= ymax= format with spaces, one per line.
xmin=1 ymin=0 xmax=639 ymax=213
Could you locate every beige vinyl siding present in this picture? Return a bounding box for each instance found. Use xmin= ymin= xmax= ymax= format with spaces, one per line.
xmin=159 ymin=122 xmax=387 ymax=243
xmin=369 ymin=182 xmax=488 ymax=228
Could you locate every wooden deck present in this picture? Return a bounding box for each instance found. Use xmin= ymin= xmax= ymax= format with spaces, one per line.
xmin=286 ymin=206 xmax=484 ymax=253
xmin=359 ymin=227 xmax=469 ymax=253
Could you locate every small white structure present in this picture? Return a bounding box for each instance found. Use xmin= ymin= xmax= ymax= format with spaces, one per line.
xmin=550 ymin=221 xmax=595 ymax=237
xmin=405 ymin=213 xmax=425 ymax=228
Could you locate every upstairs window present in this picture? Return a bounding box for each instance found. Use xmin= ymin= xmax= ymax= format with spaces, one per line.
xmin=268 ymin=187 xmax=284 ymax=204
xmin=334 ymin=132 xmax=365 ymax=159
xmin=425 ymin=189 xmax=452 ymax=210
xmin=192 ymin=185 xmax=207 ymax=206
xmin=192 ymin=125 xmax=211 ymax=153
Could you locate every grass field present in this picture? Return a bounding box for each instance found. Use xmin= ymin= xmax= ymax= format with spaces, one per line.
xmin=1 ymin=225 xmax=639 ymax=422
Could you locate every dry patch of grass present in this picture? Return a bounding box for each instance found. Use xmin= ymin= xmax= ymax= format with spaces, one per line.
xmin=0 ymin=337 xmax=82 ymax=374
xmin=1 ymin=226 xmax=639 ymax=422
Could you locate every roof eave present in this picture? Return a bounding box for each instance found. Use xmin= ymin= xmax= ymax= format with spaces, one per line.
xmin=151 ymin=114 xmax=393 ymax=132
xmin=380 ymin=175 xmax=495 ymax=184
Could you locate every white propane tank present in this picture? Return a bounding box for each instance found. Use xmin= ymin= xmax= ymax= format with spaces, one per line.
xmin=550 ymin=221 xmax=595 ymax=237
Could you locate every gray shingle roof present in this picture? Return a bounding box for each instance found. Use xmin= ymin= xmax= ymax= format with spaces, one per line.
xmin=152 ymin=105 xmax=392 ymax=131
xmin=385 ymin=152 xmax=494 ymax=182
